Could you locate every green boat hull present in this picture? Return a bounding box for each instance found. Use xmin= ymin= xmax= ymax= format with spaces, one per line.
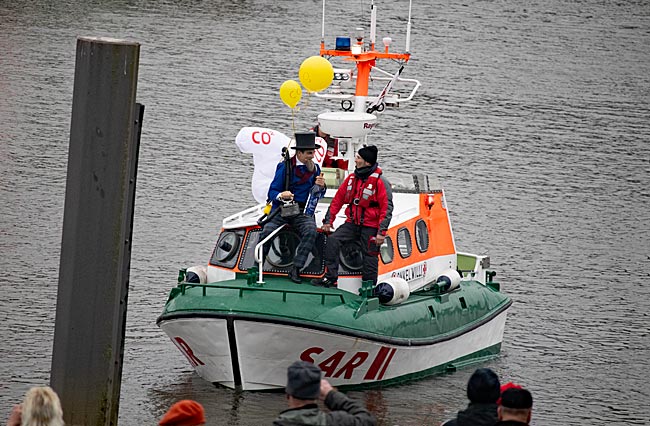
xmin=157 ymin=276 xmax=510 ymax=390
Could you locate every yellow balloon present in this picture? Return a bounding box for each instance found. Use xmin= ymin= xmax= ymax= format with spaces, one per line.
xmin=279 ymin=79 xmax=302 ymax=109
xmin=299 ymin=56 xmax=334 ymax=92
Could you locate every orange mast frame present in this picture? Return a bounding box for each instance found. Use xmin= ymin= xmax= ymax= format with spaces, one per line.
xmin=320 ymin=42 xmax=410 ymax=97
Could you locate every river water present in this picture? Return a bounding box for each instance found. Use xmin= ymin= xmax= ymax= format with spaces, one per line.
xmin=1 ymin=0 xmax=649 ymax=424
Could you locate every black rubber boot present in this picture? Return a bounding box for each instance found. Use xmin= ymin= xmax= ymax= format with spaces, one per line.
xmin=288 ymin=266 xmax=302 ymax=284
xmin=311 ymin=277 xmax=337 ymax=288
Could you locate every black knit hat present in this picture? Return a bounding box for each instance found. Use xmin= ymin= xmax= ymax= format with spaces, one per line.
xmin=501 ymin=388 xmax=533 ymax=409
xmin=467 ymin=368 xmax=500 ymax=403
xmin=286 ymin=361 xmax=321 ymax=400
xmin=358 ymin=145 xmax=378 ymax=165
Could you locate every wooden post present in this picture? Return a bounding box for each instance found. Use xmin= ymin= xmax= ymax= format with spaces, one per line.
xmin=51 ymin=37 xmax=142 ymax=426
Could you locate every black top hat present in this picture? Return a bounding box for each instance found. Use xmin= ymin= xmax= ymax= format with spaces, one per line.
xmin=292 ymin=132 xmax=321 ymax=150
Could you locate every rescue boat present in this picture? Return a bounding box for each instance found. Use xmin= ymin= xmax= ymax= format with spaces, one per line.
xmin=157 ymin=0 xmax=511 ymax=391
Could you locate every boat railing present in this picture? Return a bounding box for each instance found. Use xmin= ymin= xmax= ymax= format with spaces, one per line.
xmin=367 ymin=65 xmax=421 ymax=103
xmin=177 ymin=282 xmax=346 ymax=305
xmin=254 ymin=224 xmax=287 ymax=285
xmin=314 ymin=65 xmax=421 ymax=104
xmin=389 ymin=173 xmax=442 ymax=193
xmin=223 ymin=203 xmax=266 ymax=229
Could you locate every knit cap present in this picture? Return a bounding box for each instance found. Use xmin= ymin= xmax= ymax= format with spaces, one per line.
xmin=159 ymin=400 xmax=205 ymax=426
xmin=497 ymin=381 xmax=523 ymax=405
xmin=286 ymin=361 xmax=322 ymax=400
xmin=358 ymin=145 xmax=378 ymax=165
xmin=467 ymin=368 xmax=500 ymax=403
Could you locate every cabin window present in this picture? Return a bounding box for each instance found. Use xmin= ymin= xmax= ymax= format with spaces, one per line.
xmin=210 ymin=230 xmax=243 ymax=268
xmin=380 ymin=236 xmax=394 ymax=264
xmin=267 ymin=230 xmax=301 ymax=268
xmin=237 ymin=229 xmax=325 ymax=275
xmin=397 ymin=227 xmax=412 ymax=258
xmin=415 ymin=219 xmax=429 ymax=253
xmin=340 ymin=241 xmax=364 ymax=271
xmin=238 ymin=229 xmax=260 ymax=270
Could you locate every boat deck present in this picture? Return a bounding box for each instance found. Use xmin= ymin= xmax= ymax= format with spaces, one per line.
xmin=158 ymin=276 xmax=510 ymax=345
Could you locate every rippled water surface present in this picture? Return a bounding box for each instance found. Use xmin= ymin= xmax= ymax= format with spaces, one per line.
xmin=1 ymin=0 xmax=649 ymax=424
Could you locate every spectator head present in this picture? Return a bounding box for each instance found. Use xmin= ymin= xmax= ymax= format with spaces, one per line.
xmin=286 ymin=360 xmax=322 ymax=400
xmin=497 ymin=381 xmax=523 ymax=405
xmin=466 ymin=368 xmax=501 ymax=403
xmin=314 ymin=124 xmax=328 ymax=138
xmin=159 ymin=400 xmax=205 ymax=426
xmin=498 ymin=388 xmax=533 ymax=424
xmin=314 ymin=124 xmax=335 ymax=146
xmin=21 ymin=386 xmax=64 ymax=426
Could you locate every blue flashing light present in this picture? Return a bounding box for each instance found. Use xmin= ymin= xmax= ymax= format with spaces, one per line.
xmin=335 ymin=37 xmax=351 ymax=51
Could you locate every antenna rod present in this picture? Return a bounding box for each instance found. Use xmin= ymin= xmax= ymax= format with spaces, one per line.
xmin=370 ymin=0 xmax=376 ymax=50
xmin=405 ymin=0 xmax=412 ymax=53
xmin=321 ymin=0 xmax=326 ymax=46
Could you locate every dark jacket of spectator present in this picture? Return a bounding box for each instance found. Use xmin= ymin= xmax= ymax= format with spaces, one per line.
xmin=273 ymin=390 xmax=375 ymax=426
xmin=440 ymin=402 xmax=498 ymax=426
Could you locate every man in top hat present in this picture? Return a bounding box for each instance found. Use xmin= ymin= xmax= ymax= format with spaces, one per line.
xmin=312 ymin=145 xmax=392 ymax=288
xmin=273 ymin=360 xmax=376 ymax=426
xmin=496 ymin=388 xmax=534 ymax=425
xmin=259 ymin=132 xmax=326 ymax=283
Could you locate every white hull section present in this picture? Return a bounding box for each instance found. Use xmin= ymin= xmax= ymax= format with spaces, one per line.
xmin=161 ymin=318 xmax=236 ymax=387
xmin=160 ymin=308 xmax=508 ymax=390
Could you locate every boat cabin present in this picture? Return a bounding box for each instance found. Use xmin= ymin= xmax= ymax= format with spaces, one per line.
xmin=203 ymin=172 xmax=490 ymax=296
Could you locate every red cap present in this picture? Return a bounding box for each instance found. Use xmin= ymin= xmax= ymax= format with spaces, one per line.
xmin=497 ymin=382 xmax=523 ymax=405
xmin=159 ymin=400 xmax=205 ymax=426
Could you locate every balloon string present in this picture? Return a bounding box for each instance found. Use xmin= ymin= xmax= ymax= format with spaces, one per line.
xmin=302 ymin=92 xmax=311 ymax=110
xmin=286 ymin=90 xmax=317 ymax=148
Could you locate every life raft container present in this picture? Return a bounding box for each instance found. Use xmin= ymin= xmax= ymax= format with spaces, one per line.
xmin=185 ymin=265 xmax=207 ymax=284
xmin=374 ymin=277 xmax=410 ymax=305
xmin=435 ymin=268 xmax=461 ymax=292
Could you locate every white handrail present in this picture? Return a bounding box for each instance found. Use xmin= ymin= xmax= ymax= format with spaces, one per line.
xmin=254 ymin=224 xmax=287 ymax=284
xmin=396 ymin=78 xmax=420 ymax=102
xmin=223 ymin=203 xmax=266 ymax=228
xmin=313 ymin=92 xmax=355 ymax=100
xmin=314 ymin=67 xmax=420 ymax=105
xmin=369 ymin=66 xmax=421 ymax=102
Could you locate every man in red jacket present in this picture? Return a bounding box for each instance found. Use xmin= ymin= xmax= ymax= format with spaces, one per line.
xmin=312 ymin=145 xmax=393 ymax=287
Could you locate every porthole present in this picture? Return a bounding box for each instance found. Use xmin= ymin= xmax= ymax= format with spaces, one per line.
xmin=267 ymin=230 xmax=301 ymax=268
xmin=214 ymin=231 xmax=240 ymax=262
xmin=380 ymin=236 xmax=394 ymax=264
xmin=397 ymin=227 xmax=412 ymax=258
xmin=340 ymin=242 xmax=364 ymax=271
xmin=415 ymin=219 xmax=429 ymax=253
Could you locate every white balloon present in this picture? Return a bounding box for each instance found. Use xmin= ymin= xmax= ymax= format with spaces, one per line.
xmin=235 ymin=127 xmax=327 ymax=203
xmin=235 ymin=127 xmax=289 ymax=203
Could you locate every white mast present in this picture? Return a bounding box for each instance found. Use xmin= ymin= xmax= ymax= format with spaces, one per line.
xmin=405 ymin=0 xmax=412 ymax=53
xmin=321 ymin=0 xmax=326 ymax=44
xmin=370 ymin=0 xmax=376 ymax=50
